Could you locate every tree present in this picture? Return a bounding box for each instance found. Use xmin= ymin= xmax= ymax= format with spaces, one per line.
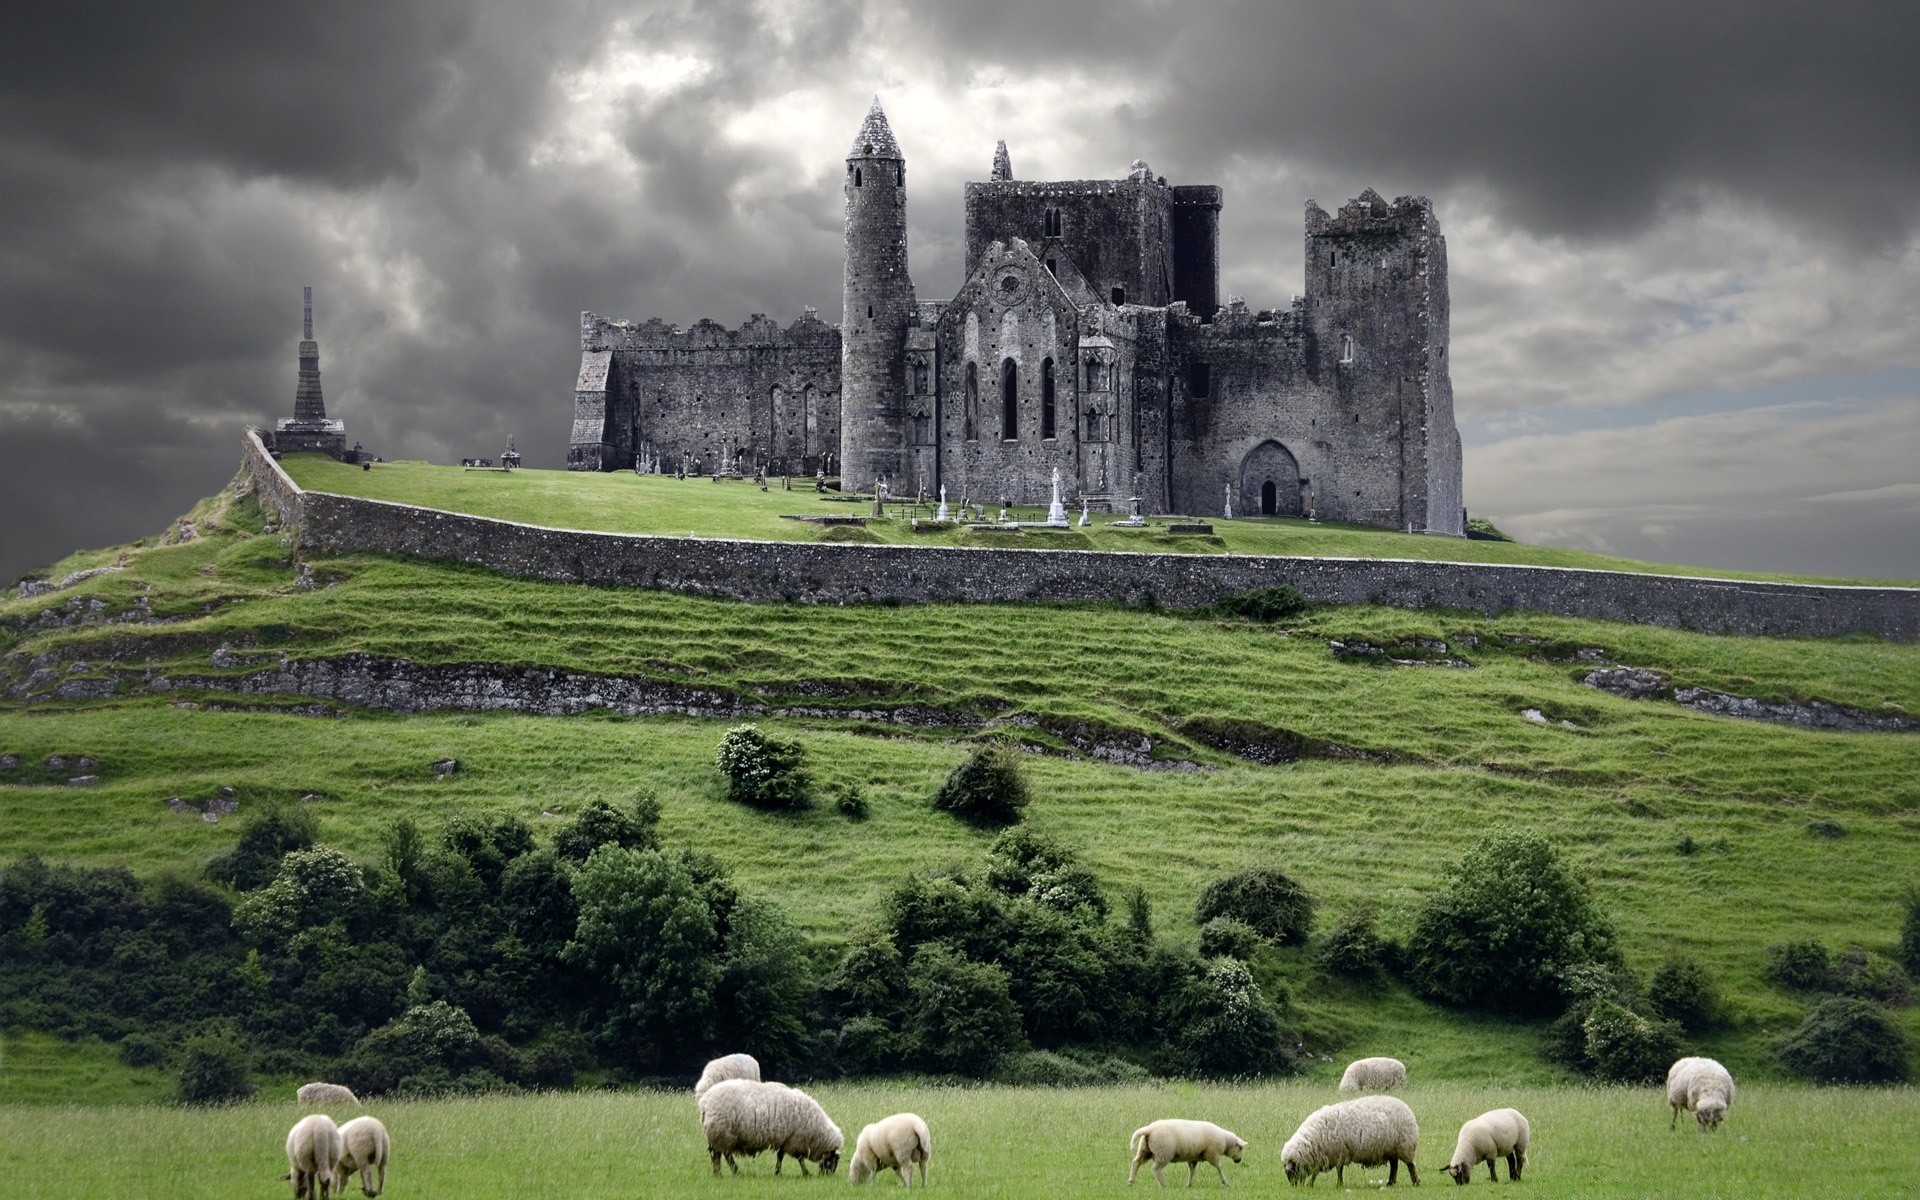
xmin=1407 ymin=833 xmax=1619 ymax=1013
xmin=1195 ymin=866 xmax=1315 ymax=946
xmin=204 ymin=804 xmax=319 ymax=891
xmin=931 ymin=744 xmax=1030 ymax=827
xmin=562 ymin=846 xmax=722 ymax=1067
xmin=552 ymin=795 xmax=662 ymax=864
xmin=232 ymin=846 xmax=372 ymax=945
xmin=715 ymin=726 xmax=813 ymax=811
xmin=904 ymin=943 xmax=1024 ymax=1075
xmin=1166 ymin=956 xmax=1291 ymax=1077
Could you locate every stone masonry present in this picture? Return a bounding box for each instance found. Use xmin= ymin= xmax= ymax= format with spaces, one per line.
xmin=568 ymin=100 xmax=1464 ymax=534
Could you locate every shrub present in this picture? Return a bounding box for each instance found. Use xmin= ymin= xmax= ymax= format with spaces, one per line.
xmin=986 ymin=826 xmax=1106 ymax=918
xmin=1194 ymin=866 xmax=1314 ymax=946
xmin=1776 ymin=997 xmax=1911 ymax=1083
xmin=1215 ymin=584 xmax=1309 ymax=622
xmin=1167 ymin=956 xmax=1291 ymax=1077
xmin=1198 ymin=916 xmax=1264 ymax=961
xmin=995 ymin=1048 xmax=1150 ymax=1087
xmin=1805 ymin=818 xmax=1846 ymax=839
xmin=1406 ymin=833 xmax=1619 ymax=1013
xmin=904 ymin=943 xmax=1024 ymax=1076
xmin=119 ymin=1032 xmax=166 ymax=1069
xmin=835 ymin=784 xmax=869 ymax=821
xmin=174 ymin=1031 xmax=256 ymax=1104
xmin=1580 ymin=999 xmax=1685 ymax=1084
xmin=204 ymin=803 xmax=319 ymax=891
xmin=1465 ymin=516 xmax=1513 ymax=542
xmin=339 ymin=1001 xmax=486 ymax=1095
xmin=1830 ymin=945 xmax=1912 ymax=1006
xmin=831 ymin=1015 xmax=901 ymax=1076
xmin=232 ymin=846 xmax=372 ymax=945
xmin=1646 ymin=953 xmax=1722 ymax=1032
xmin=553 ymin=795 xmax=662 ymax=864
xmin=1764 ymin=939 xmax=1834 ymax=992
xmin=931 ymin=744 xmax=1030 ymax=827
xmin=1317 ymin=904 xmax=1387 ymax=977
xmin=715 ymin=726 xmax=813 ymax=811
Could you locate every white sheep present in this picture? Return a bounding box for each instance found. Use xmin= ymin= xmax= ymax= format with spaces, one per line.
xmin=1667 ymin=1056 xmax=1735 ymax=1132
xmin=849 ymin=1112 xmax=932 ymax=1187
xmin=296 ymin=1082 xmax=359 ymax=1108
xmin=1337 ymin=1056 xmax=1407 ymax=1093
xmin=695 ymin=1052 xmax=763 ymax=1098
xmin=285 ymin=1113 xmax=344 ymax=1200
xmin=1281 ymin=1095 xmax=1420 ymax=1187
xmin=337 ymin=1115 xmax=391 ymax=1198
xmin=699 ymin=1078 xmax=844 ymax=1176
xmin=1444 ymin=1108 xmax=1529 ymax=1185
xmin=1127 ymin=1118 xmax=1247 ymax=1188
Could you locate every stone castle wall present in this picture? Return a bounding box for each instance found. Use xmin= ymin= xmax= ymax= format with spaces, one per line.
xmin=242 ymin=431 xmax=1920 ymax=640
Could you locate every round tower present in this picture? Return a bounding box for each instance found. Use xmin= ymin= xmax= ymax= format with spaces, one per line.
xmin=840 ymin=97 xmax=915 ymax=491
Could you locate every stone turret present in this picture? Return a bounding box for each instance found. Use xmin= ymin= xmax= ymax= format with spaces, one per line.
xmin=272 ymin=285 xmax=348 ymax=459
xmin=839 ymin=97 xmax=915 ymax=490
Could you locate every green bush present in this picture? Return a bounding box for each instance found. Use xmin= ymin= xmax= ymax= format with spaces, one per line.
xmin=715 ymin=725 xmax=813 ymax=811
xmin=1465 ymin=517 xmax=1513 ymax=542
xmin=1830 ymin=945 xmax=1912 ymax=1005
xmin=830 ymin=1015 xmax=900 ymax=1076
xmin=931 ymin=744 xmax=1030 ymax=827
xmin=1776 ymin=997 xmax=1911 ymax=1083
xmin=985 ymin=826 xmax=1106 ymax=917
xmin=339 ymin=1000 xmax=487 ymax=1095
xmin=835 ymin=784 xmax=870 ymax=821
xmin=174 ymin=1031 xmax=256 ymax=1105
xmin=1194 ymin=866 xmax=1314 ymax=946
xmin=119 ymin=1032 xmax=166 ymax=1068
xmin=1765 ymin=940 xmax=1834 ymax=992
xmin=1214 ymin=584 xmax=1309 ymax=622
xmin=1646 ymin=953 xmax=1722 ymax=1032
xmin=1317 ymin=904 xmax=1387 ymax=977
xmin=232 ymin=845 xmax=372 ymax=945
xmin=1901 ymin=885 xmax=1920 ymax=978
xmin=553 ymin=795 xmax=662 ymax=863
xmin=995 ymin=1048 xmax=1149 ymax=1086
xmin=905 ymin=943 xmax=1024 ymax=1076
xmin=1198 ymin=916 xmax=1264 ymax=960
xmin=1406 ymin=833 xmax=1619 ymax=1013
xmin=203 ymin=803 xmax=319 ymax=891
xmin=1581 ymin=999 xmax=1685 ymax=1084
xmin=1167 ymin=957 xmax=1291 ymax=1078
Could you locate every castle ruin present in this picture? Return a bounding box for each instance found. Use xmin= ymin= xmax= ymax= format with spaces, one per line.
xmin=567 ymin=99 xmax=1463 ymax=533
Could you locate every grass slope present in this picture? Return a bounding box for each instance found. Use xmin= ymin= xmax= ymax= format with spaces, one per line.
xmin=2 ymin=478 xmax=1918 ymax=1097
xmin=278 ymin=454 xmax=1917 ymax=586
xmin=3 ymin=1082 xmax=1917 ymax=1198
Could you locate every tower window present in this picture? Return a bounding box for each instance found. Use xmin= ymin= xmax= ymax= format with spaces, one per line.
xmin=912 ymin=360 xmax=929 ymax=393
xmin=854 ymin=167 xmax=862 ymax=187
xmin=1330 ymin=251 xmax=1337 ymax=267
xmin=1085 ymin=406 xmax=1102 ymax=441
xmin=868 ymin=305 xmax=874 ymax=319
xmin=965 ymin=362 xmax=977 ymax=440
xmin=1044 ymin=208 xmax=1062 ymax=237
xmin=1001 ymin=358 xmax=1019 ymax=440
xmin=1046 ymin=258 xmax=1056 ymax=276
xmin=1041 ymin=358 xmax=1055 ymax=439
xmin=1111 ymin=287 xmax=1125 ymax=305
xmin=1188 ymin=362 xmax=1210 ymax=398
xmin=1339 ymin=334 xmax=1354 ymax=364
xmin=864 ymin=142 xmax=873 ymax=155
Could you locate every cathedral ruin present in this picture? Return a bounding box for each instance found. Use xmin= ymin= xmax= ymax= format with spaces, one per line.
xmin=567 ymin=99 xmax=1463 ymax=533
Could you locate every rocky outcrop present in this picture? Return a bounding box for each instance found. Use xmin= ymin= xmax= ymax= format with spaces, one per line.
xmin=1583 ymin=666 xmax=1916 ymax=733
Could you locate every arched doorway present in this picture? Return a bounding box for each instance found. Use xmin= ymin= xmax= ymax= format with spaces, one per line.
xmin=1240 ymin=441 xmax=1302 ymax=517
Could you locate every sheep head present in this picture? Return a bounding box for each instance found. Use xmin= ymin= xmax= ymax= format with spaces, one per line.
xmin=1227 ymin=1136 xmax=1246 ymax=1164
xmin=1446 ymin=1161 xmax=1473 ymax=1185
xmin=1695 ymin=1098 xmax=1727 ymax=1131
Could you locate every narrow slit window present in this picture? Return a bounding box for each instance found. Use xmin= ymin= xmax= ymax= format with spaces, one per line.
xmin=1041 ymin=358 xmax=1055 ymax=439
xmin=1111 ymin=287 xmax=1125 ymax=305
xmin=1001 ymin=358 xmax=1019 ymax=439
xmin=1339 ymin=334 xmax=1354 ymax=364
xmin=964 ymin=362 xmax=978 ymax=440
xmin=854 ymin=167 xmax=862 ymax=187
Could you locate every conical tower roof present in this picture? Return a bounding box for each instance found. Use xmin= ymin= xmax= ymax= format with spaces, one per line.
xmin=848 ymin=96 xmax=902 ymax=160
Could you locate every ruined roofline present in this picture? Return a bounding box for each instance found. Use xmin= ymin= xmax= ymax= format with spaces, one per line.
xmin=580 ymin=308 xmax=838 ymax=350
xmin=1306 ymin=189 xmax=1440 ymax=237
xmin=964 ymin=176 xmax=1178 ymax=198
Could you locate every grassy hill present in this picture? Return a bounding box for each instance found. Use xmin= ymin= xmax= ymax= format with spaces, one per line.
xmin=2 ymin=472 xmax=1917 ymax=1103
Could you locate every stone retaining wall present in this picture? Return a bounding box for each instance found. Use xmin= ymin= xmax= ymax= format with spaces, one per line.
xmin=242 ymin=431 xmax=1920 ymax=640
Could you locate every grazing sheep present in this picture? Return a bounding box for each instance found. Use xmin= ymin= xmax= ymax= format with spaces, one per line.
xmin=1127 ymin=1119 xmax=1247 ymax=1188
xmin=1281 ymin=1095 xmax=1419 ymax=1188
xmin=297 ymin=1082 xmax=359 ymax=1108
xmin=285 ymin=1113 xmax=344 ymax=1200
xmin=1445 ymin=1108 xmax=1529 ymax=1185
xmin=850 ymin=1112 xmax=932 ymax=1187
xmin=337 ymin=1116 xmax=391 ymax=1198
xmin=1337 ymin=1056 xmax=1407 ymax=1093
xmin=695 ymin=1052 xmax=763 ymax=1098
xmin=699 ymin=1078 xmax=844 ymax=1176
xmin=1667 ymin=1056 xmax=1736 ymax=1132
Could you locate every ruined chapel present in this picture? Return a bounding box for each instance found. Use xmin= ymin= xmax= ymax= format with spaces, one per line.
xmin=567 ymin=99 xmax=1463 ymax=533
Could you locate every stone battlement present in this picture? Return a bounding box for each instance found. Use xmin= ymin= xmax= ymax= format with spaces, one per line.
xmin=581 ymin=309 xmax=837 ymax=353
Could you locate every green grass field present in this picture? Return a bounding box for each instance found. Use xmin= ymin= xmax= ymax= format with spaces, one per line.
xmin=276 ymin=454 xmax=1917 ymax=587
xmin=2 ymin=1080 xmax=1913 ymax=1198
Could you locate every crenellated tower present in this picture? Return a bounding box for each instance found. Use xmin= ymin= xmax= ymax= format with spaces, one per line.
xmin=839 ymin=97 xmax=915 ymax=491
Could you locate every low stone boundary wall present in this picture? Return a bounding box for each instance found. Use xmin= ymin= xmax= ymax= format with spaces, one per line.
xmin=241 ymin=431 xmax=1920 ymax=639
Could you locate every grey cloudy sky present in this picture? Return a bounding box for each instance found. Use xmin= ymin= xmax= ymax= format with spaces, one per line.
xmin=3 ymin=0 xmax=1916 ymax=583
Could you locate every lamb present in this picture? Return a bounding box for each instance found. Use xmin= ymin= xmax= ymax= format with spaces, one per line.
xmin=698 ymin=1078 xmax=844 ymax=1176
xmin=1444 ymin=1108 xmax=1529 ymax=1185
xmin=1337 ymin=1057 xmax=1408 ymax=1093
xmin=297 ymin=1082 xmax=359 ymax=1108
xmin=695 ymin=1052 xmax=763 ymax=1098
xmin=1127 ymin=1118 xmax=1247 ymax=1188
xmin=849 ymin=1112 xmax=932 ymax=1187
xmin=285 ymin=1113 xmax=344 ymax=1200
xmin=1281 ymin=1095 xmax=1419 ymax=1187
xmin=1667 ymin=1056 xmax=1735 ymax=1132
xmin=336 ymin=1115 xmax=391 ymax=1198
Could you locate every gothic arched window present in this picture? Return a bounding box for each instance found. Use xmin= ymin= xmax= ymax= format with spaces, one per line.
xmin=964 ymin=362 xmax=977 ymax=440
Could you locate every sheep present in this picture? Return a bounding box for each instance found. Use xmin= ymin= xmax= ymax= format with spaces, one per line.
xmin=1337 ymin=1056 xmax=1408 ymax=1094
xmin=336 ymin=1115 xmax=391 ymax=1198
xmin=849 ymin=1112 xmax=932 ymax=1187
xmin=1444 ymin=1108 xmax=1529 ymax=1185
xmin=297 ymin=1082 xmax=359 ymax=1108
xmin=695 ymin=1052 xmax=763 ymax=1098
xmin=1281 ymin=1095 xmax=1419 ymax=1188
xmin=698 ymin=1078 xmax=844 ymax=1176
xmin=285 ymin=1113 xmax=344 ymax=1200
xmin=1667 ymin=1056 xmax=1736 ymax=1132
xmin=1127 ymin=1119 xmax=1247 ymax=1188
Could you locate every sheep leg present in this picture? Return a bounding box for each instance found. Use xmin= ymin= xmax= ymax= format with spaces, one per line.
xmin=1510 ymin=1150 xmax=1524 ymax=1181
xmin=1486 ymin=1159 xmax=1498 ymax=1183
xmin=1129 ymin=1147 xmax=1147 ymax=1184
xmin=895 ymin=1162 xmax=910 ymax=1187
xmin=1152 ymin=1159 xmax=1169 ymax=1187
xmin=1387 ymin=1158 xmax=1397 ymax=1186
xmin=775 ymin=1149 xmax=786 ymax=1175
xmin=1403 ymin=1156 xmax=1419 ymax=1186
xmin=1212 ymin=1154 xmax=1231 ymax=1186
xmin=1670 ymin=1103 xmax=1680 ymax=1130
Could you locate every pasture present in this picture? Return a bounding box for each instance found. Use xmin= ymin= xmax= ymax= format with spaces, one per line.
xmin=3 ymin=1081 xmax=1914 ymax=1198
